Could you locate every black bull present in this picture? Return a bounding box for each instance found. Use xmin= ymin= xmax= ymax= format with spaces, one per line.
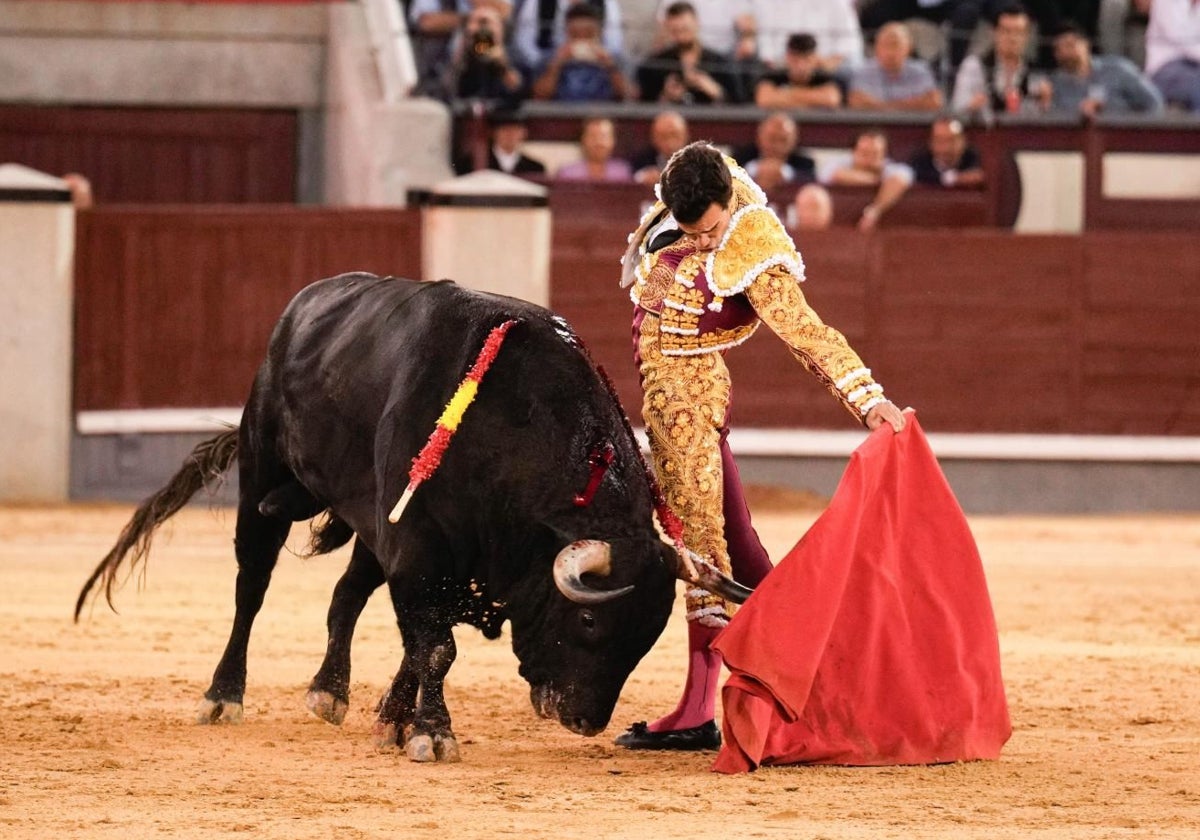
xmin=76 ymin=273 xmax=748 ymax=762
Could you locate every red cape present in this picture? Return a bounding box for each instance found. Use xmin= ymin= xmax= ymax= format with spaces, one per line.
xmin=712 ymin=414 xmax=1011 ymax=773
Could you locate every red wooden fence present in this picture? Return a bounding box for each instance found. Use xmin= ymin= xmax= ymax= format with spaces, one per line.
xmin=73 ymin=206 xmax=1200 ymax=436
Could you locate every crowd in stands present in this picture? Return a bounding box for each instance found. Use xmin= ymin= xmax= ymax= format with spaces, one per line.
xmin=404 ymin=0 xmax=1198 ymax=115
xmin=418 ymin=0 xmax=1196 ymax=228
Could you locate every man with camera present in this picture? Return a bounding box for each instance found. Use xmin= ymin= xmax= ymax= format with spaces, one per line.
xmin=530 ymin=3 xmax=631 ymax=101
xmin=451 ymin=3 xmax=530 ymax=102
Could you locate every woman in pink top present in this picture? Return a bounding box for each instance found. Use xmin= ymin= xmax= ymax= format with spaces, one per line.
xmin=555 ymin=117 xmax=634 ymax=182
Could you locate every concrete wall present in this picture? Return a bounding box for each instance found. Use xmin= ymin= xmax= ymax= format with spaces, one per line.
xmin=323 ymin=3 xmax=454 ymax=204
xmin=0 ymin=1 xmax=327 ymax=107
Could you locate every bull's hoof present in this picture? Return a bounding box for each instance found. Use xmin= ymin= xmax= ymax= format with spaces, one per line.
xmin=434 ymin=736 xmax=461 ymax=763
xmin=305 ymin=690 xmax=348 ymax=725
xmin=405 ymin=734 xmax=437 ymax=762
xmin=404 ymin=733 xmax=461 ymax=763
xmin=196 ymin=697 xmax=243 ymax=725
xmin=371 ymin=721 xmax=400 ymax=751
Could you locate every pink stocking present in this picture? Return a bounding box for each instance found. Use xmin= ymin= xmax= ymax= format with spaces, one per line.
xmin=648 ymin=620 xmax=723 ymax=732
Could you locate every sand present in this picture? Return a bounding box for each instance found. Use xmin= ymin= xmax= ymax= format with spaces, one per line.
xmin=2 ymin=501 xmax=1198 ymax=839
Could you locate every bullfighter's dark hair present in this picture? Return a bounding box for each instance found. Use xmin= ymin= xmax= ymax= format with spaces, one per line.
xmin=663 ymin=2 xmax=695 ymax=19
xmin=659 ymin=142 xmax=732 ymax=225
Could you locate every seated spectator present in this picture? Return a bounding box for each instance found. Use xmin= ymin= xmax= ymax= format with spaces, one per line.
xmin=629 ymin=110 xmax=691 ymax=185
xmin=410 ymin=0 xmax=516 ymax=97
xmin=456 ymin=110 xmax=547 ymax=175
xmin=908 ymin=116 xmax=986 ymax=188
xmin=654 ymin=0 xmax=755 ymax=58
xmin=1047 ymin=19 xmax=1163 ymax=116
xmin=752 ymin=0 xmax=864 ymax=73
xmin=848 ymin=22 xmax=944 ymax=111
xmin=445 ymin=4 xmax=530 ymax=103
xmin=733 ymin=112 xmax=817 ymax=191
xmin=953 ymin=3 xmax=1052 ymax=116
xmin=530 ymin=4 xmax=631 ymax=101
xmin=858 ymin=0 xmax=997 ymax=75
xmin=787 ymin=182 xmax=835 ymax=232
xmin=636 ymin=2 xmax=745 ymax=104
xmin=1143 ymin=0 xmax=1200 ymax=113
xmin=513 ymin=0 xmax=625 ymax=72
xmin=818 ymin=128 xmax=915 ymax=231
xmin=755 ymin=33 xmax=844 ymax=109
xmin=554 ymin=117 xmax=633 ymax=181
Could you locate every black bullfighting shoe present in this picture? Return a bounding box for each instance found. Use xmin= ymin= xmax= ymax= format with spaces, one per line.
xmin=613 ymin=720 xmax=721 ymax=751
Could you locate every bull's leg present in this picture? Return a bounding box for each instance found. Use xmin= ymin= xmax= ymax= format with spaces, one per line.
xmin=383 ymin=597 xmax=460 ymax=762
xmin=371 ymin=652 xmax=419 ymax=750
xmin=306 ymin=539 xmax=386 ymax=725
xmin=197 ymin=493 xmax=290 ymax=724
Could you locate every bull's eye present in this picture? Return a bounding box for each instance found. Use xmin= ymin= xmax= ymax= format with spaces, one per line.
xmin=579 ymin=609 xmax=596 ymax=630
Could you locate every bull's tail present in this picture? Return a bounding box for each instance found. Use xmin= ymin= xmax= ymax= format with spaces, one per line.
xmin=74 ymin=428 xmax=239 ymax=621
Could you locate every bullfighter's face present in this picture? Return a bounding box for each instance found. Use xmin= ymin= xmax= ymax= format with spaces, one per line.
xmin=678 ymin=201 xmax=732 ymax=253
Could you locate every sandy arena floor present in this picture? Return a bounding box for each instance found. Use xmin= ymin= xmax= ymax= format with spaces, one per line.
xmin=2 ymin=500 xmax=1198 ymax=839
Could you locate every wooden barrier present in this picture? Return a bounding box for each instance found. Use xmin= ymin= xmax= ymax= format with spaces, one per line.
xmin=0 ymin=105 xmax=299 ymax=203
xmin=73 ymin=205 xmax=1200 ymax=436
xmin=74 ymin=206 xmax=422 ymax=410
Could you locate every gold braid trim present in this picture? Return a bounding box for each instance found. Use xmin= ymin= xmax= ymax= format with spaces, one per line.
xmin=706 ymin=169 xmax=805 ymax=300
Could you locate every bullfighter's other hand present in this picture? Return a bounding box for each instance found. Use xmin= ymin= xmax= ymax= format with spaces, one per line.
xmin=866 ymin=400 xmax=907 ymax=433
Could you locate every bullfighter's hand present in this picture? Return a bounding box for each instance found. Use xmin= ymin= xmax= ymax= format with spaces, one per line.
xmin=866 ymin=400 xmax=906 ymax=433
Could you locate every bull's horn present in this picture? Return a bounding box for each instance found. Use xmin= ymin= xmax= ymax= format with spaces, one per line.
xmin=679 ymin=550 xmax=754 ymax=605
xmin=553 ymin=540 xmax=634 ymax=604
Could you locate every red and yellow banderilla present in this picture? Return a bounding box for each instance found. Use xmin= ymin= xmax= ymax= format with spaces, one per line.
xmin=387 ymin=319 xmax=519 ymax=524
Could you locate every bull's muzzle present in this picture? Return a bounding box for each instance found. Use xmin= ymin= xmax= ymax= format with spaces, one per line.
xmin=552 ymin=540 xmax=634 ymax=604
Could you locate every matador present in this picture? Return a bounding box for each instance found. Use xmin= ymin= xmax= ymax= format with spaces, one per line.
xmin=614 ymin=142 xmax=906 ymax=751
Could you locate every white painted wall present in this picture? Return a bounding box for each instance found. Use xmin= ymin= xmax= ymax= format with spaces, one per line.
xmin=0 ymin=166 xmax=75 ymax=501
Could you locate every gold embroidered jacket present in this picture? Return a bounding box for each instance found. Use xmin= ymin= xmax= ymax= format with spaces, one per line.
xmin=623 ymin=161 xmax=887 ymax=421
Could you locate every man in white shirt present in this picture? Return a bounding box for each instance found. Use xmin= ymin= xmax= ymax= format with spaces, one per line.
xmin=1143 ymin=0 xmax=1200 ymax=112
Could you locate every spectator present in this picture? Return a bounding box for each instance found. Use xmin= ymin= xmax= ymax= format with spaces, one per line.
xmin=530 ymin=4 xmax=631 ymax=101
xmin=653 ymin=0 xmax=756 ymax=58
xmin=1143 ymin=0 xmax=1200 ymax=113
xmin=630 ymin=110 xmax=691 ymax=185
xmin=1047 ymin=19 xmax=1163 ymax=116
xmin=636 ymin=2 xmax=745 ymax=104
xmin=755 ymin=32 xmax=844 ymax=109
xmin=858 ymin=0 xmax=1002 ymax=75
xmin=733 ymin=112 xmax=817 ymax=192
xmin=787 ymin=182 xmax=835 ymax=232
xmin=456 ymin=110 xmax=547 ymax=175
xmin=513 ymin=0 xmax=626 ymax=72
xmin=450 ymin=4 xmax=529 ymax=102
xmin=952 ymin=3 xmax=1051 ymax=116
xmin=908 ymin=116 xmax=986 ymax=187
xmin=554 ymin=117 xmax=634 ymax=181
xmin=848 ymin=22 xmax=944 ymax=111
xmin=818 ymin=128 xmax=915 ymax=231
xmin=752 ymin=0 xmax=864 ymax=73
xmin=410 ymin=0 xmax=516 ymax=97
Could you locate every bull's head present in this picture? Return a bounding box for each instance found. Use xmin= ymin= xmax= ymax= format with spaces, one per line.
xmin=509 ymin=537 xmax=753 ymax=737
xmin=553 ymin=539 xmax=753 ymax=605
